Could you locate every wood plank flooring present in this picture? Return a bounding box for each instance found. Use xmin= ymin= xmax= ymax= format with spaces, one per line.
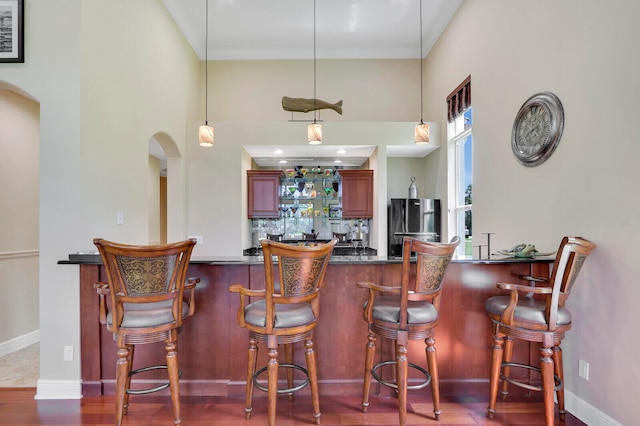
xmin=0 ymin=388 xmax=586 ymax=425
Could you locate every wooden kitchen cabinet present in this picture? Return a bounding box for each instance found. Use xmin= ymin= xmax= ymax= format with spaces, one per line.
xmin=340 ymin=169 xmax=373 ymax=218
xmin=247 ymin=170 xmax=281 ymax=218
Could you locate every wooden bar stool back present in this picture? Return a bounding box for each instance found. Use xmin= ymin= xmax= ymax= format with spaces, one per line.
xmin=229 ymin=238 xmax=336 ymax=426
xmin=485 ymin=236 xmax=596 ymax=425
xmin=358 ymin=236 xmax=460 ymax=426
xmin=93 ymin=238 xmax=199 ymax=426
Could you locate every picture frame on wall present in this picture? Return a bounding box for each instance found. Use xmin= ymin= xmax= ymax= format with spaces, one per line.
xmin=0 ymin=0 xmax=24 ymax=63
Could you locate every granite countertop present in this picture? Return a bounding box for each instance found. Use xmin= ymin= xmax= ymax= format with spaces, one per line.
xmin=59 ymin=252 xmax=554 ymax=266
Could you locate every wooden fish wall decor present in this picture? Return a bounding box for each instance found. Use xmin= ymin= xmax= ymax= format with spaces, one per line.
xmin=282 ymin=96 xmax=343 ymax=115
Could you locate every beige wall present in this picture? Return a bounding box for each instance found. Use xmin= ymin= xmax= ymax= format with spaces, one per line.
xmin=421 ymin=1 xmax=638 ymax=424
xmin=0 ymin=89 xmax=39 ymax=347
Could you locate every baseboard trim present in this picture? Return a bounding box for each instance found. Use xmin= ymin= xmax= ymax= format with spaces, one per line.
xmin=0 ymin=330 xmax=40 ymax=358
xmin=565 ymin=390 xmax=622 ymax=426
xmin=35 ymin=380 xmax=82 ymax=400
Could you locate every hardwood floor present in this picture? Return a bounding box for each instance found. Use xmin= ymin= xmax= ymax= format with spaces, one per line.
xmin=0 ymin=388 xmax=586 ymax=425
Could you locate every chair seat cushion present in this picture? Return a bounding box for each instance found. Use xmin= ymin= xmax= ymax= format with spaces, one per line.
xmin=370 ymin=296 xmax=438 ymax=324
xmin=485 ymin=295 xmax=571 ymax=326
xmin=244 ymin=299 xmax=315 ymax=328
xmin=107 ymin=300 xmax=189 ymax=328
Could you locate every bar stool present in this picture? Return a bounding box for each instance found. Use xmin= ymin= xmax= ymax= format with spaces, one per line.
xmin=93 ymin=238 xmax=199 ymax=426
xmin=485 ymin=236 xmax=596 ymax=425
xmin=358 ymin=236 xmax=460 ymax=426
xmin=229 ymin=238 xmax=337 ymax=426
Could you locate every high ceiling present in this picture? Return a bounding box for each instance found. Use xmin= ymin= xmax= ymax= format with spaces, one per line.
xmin=160 ymin=0 xmax=463 ymax=167
xmin=163 ymin=0 xmax=462 ymax=61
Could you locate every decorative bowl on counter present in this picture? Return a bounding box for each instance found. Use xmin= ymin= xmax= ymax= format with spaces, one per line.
xmin=496 ymin=243 xmax=555 ymax=258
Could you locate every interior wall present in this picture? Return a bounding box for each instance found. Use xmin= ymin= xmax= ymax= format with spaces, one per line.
xmin=0 ymin=89 xmax=39 ymax=347
xmin=148 ymin=155 xmax=160 ymax=244
xmin=0 ymin=0 xmax=201 ymax=397
xmin=422 ymin=1 xmax=639 ymax=424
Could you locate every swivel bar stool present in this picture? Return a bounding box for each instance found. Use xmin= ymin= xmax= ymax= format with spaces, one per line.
xmin=485 ymin=236 xmax=596 ymax=425
xmin=93 ymin=238 xmax=199 ymax=426
xmin=229 ymin=238 xmax=336 ymax=426
xmin=358 ymin=236 xmax=460 ymax=426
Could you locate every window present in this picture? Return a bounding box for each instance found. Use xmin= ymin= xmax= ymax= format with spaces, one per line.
xmin=446 ymin=77 xmax=472 ymax=256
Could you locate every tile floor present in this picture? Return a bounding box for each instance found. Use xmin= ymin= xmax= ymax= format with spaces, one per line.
xmin=0 ymin=343 xmax=38 ymax=387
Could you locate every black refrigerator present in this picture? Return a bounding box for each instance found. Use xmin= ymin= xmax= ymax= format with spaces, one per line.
xmin=387 ymin=198 xmax=441 ymax=257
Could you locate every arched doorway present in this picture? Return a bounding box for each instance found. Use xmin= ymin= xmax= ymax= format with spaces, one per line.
xmin=148 ymin=132 xmax=181 ymax=244
xmin=0 ymin=82 xmax=40 ymax=387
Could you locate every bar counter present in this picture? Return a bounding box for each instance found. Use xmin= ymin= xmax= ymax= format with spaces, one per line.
xmin=62 ymin=253 xmax=553 ymax=398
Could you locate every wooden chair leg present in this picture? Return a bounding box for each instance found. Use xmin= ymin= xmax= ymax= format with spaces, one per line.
xmin=123 ymin=344 xmax=134 ymax=415
xmin=267 ymin=337 xmax=279 ymax=426
xmin=425 ymin=336 xmax=440 ymax=420
xmin=540 ymin=346 xmax=555 ymax=426
xmin=305 ymin=338 xmax=321 ymax=425
xmin=244 ymin=338 xmax=258 ymax=419
xmin=115 ymin=346 xmax=130 ymax=426
xmin=165 ymin=338 xmax=181 ymax=425
xmin=500 ymin=336 xmax=513 ymax=399
xmin=396 ymin=332 xmax=408 ymax=426
xmin=285 ymin=343 xmax=294 ymax=401
xmin=362 ymin=331 xmax=376 ymax=413
xmin=553 ymin=345 xmax=566 ymax=421
xmin=487 ymin=334 xmax=504 ymax=420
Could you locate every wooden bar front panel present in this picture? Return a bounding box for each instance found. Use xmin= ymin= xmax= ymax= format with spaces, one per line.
xmin=78 ymin=260 xmax=549 ymax=397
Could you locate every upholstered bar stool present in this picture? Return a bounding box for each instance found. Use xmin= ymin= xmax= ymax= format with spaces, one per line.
xmin=93 ymin=238 xmax=199 ymax=426
xmin=357 ymin=236 xmax=460 ymax=426
xmin=229 ymin=238 xmax=336 ymax=426
xmin=485 ymin=236 xmax=596 ymax=425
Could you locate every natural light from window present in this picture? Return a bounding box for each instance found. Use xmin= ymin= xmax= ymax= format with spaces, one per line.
xmin=448 ymin=108 xmax=472 ymax=256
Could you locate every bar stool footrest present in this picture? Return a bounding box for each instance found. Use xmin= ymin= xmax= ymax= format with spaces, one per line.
xmin=500 ymin=362 xmax=562 ymax=392
xmin=371 ymin=360 xmax=431 ymax=390
xmin=126 ymin=364 xmax=182 ymax=395
xmin=253 ymin=363 xmax=310 ymax=394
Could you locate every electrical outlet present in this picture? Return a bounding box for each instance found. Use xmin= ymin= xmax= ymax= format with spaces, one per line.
xmin=189 ymin=235 xmax=204 ymax=244
xmin=578 ymin=359 xmax=589 ymax=380
xmin=116 ymin=211 xmax=124 ymax=225
xmin=64 ymin=345 xmax=74 ymax=361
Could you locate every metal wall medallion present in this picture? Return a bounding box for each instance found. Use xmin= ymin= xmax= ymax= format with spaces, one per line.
xmin=511 ymin=92 xmax=564 ymax=167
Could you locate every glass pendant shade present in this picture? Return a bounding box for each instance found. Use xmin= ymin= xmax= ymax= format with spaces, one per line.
xmin=414 ymin=121 xmax=429 ymax=144
xmin=308 ymin=122 xmax=322 ymax=145
xmin=199 ymin=124 xmax=214 ymax=147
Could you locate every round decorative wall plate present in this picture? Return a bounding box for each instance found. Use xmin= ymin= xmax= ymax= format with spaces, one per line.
xmin=511 ymin=92 xmax=564 ymax=167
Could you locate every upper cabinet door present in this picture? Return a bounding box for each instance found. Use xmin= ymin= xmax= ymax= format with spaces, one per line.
xmin=340 ymin=170 xmax=373 ymax=218
xmin=247 ymin=170 xmax=281 ymax=218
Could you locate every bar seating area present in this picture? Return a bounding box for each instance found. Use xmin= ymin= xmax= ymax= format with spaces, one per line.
xmin=62 ymin=235 xmax=594 ymax=426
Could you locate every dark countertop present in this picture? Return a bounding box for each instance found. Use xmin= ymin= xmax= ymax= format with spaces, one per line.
xmin=59 ymin=252 xmax=554 ymax=266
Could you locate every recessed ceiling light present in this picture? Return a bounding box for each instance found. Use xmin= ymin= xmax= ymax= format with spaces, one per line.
xmin=334 ymin=160 xmax=342 ymax=164
xmin=279 ymin=160 xmax=287 ymax=164
xmin=274 ymin=149 xmax=283 ymax=155
xmin=337 ymin=149 xmax=346 ymax=154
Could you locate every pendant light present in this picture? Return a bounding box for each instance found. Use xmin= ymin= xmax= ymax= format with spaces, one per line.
xmin=199 ymin=0 xmax=214 ymax=147
xmin=414 ymin=0 xmax=429 ymax=145
xmin=308 ymin=0 xmax=322 ymax=145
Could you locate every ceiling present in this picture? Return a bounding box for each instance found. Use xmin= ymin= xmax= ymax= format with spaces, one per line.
xmin=157 ymin=0 xmax=462 ymax=168
xmin=162 ymin=0 xmax=462 ymax=61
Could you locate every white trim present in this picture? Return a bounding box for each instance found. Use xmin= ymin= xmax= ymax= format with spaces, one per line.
xmin=0 ymin=250 xmax=39 ymax=260
xmin=566 ymin=390 xmax=622 ymax=426
xmin=35 ymin=380 xmax=82 ymax=400
xmin=0 ymin=330 xmax=39 ymax=357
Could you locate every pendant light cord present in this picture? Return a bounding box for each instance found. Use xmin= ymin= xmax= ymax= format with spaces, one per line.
xmin=205 ymin=0 xmax=209 ymax=126
xmin=313 ymin=0 xmax=317 ymax=123
xmin=419 ymin=0 xmax=423 ymax=124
